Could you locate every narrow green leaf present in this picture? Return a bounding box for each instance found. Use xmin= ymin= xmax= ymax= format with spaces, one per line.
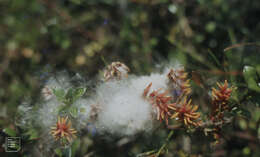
xmin=232 ymin=106 xmax=252 ymax=119
xmin=208 ymin=49 xmax=221 ymax=67
xmin=239 ymin=108 xmax=252 ymax=119
xmin=71 ymin=139 xmax=80 ymax=157
xmin=63 ymin=146 xmax=72 ymax=157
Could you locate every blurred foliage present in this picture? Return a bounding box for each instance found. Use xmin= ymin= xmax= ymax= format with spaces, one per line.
xmin=0 ymin=0 xmax=260 ymax=156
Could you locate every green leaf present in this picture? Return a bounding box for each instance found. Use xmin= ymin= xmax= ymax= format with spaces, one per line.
xmin=64 ymin=88 xmax=74 ymax=104
xmin=65 ymin=87 xmax=86 ymax=104
xmin=57 ymin=104 xmax=68 ymax=114
xmin=53 ymin=88 xmax=66 ymax=102
xmin=239 ymin=108 xmax=252 ymax=119
xmin=243 ymin=66 xmax=260 ymax=92
xmin=24 ymin=129 xmax=38 ymax=140
xmin=55 ymin=148 xmax=63 ymax=157
xmin=69 ymin=107 xmax=78 ymax=118
xmin=3 ymin=128 xmax=16 ymax=137
xmin=73 ymin=88 xmax=86 ymax=100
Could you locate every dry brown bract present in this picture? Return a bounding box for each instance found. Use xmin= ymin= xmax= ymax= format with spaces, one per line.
xmin=50 ymin=116 xmax=77 ymax=143
xmin=104 ymin=62 xmax=130 ymax=81
xmin=169 ymin=97 xmax=202 ymax=127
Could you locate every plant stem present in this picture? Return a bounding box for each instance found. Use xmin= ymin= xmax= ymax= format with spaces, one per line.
xmin=155 ymin=130 xmax=174 ymax=157
xmin=136 ymin=131 xmax=174 ymax=157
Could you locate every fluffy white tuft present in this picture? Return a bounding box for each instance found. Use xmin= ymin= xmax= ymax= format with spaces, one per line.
xmin=95 ymin=80 xmax=155 ymax=136
xmin=130 ymin=73 xmax=168 ymax=96
xmin=94 ymin=72 xmax=169 ymax=136
xmin=37 ymin=100 xmax=60 ymax=128
xmin=75 ymin=98 xmax=95 ymax=127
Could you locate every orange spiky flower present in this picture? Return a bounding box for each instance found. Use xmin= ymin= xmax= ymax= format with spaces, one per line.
xmin=143 ymin=83 xmax=174 ymax=125
xmin=210 ymin=80 xmax=232 ymax=122
xmin=167 ymin=68 xmax=191 ymax=96
xmin=50 ymin=116 xmax=77 ymax=143
xmin=169 ymin=97 xmax=202 ymax=127
xmin=104 ymin=61 xmax=130 ymax=81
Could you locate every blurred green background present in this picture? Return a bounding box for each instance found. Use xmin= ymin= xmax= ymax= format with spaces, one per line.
xmin=0 ymin=0 xmax=260 ymax=156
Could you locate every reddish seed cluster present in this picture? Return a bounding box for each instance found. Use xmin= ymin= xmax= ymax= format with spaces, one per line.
xmin=143 ymin=83 xmax=174 ymax=125
xmin=169 ymin=97 xmax=202 ymax=127
xmin=207 ymin=80 xmax=232 ymax=143
xmin=143 ymin=68 xmax=202 ymax=127
xmin=50 ymin=116 xmax=77 ymax=143
xmin=210 ymin=80 xmax=232 ymax=122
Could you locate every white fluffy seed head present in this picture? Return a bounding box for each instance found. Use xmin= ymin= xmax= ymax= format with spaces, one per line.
xmin=130 ymin=73 xmax=168 ymax=96
xmin=95 ymin=80 xmax=155 ymax=136
xmin=93 ymin=71 xmax=170 ymax=136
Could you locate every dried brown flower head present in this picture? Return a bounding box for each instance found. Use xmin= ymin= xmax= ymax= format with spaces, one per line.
xmin=41 ymin=86 xmax=53 ymax=100
xmin=90 ymin=103 xmax=101 ymax=121
xmin=167 ymin=68 xmax=191 ymax=96
xmin=143 ymin=83 xmax=174 ymax=125
xmin=104 ymin=62 xmax=130 ymax=81
xmin=169 ymin=97 xmax=202 ymax=127
xmin=50 ymin=116 xmax=77 ymax=143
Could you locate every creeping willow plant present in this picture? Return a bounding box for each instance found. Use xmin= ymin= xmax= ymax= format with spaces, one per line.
xmin=18 ymin=61 xmax=236 ymax=156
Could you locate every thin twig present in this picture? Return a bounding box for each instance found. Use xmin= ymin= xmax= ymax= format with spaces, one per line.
xmin=136 ymin=150 xmax=157 ymax=157
xmin=224 ymin=42 xmax=260 ymax=52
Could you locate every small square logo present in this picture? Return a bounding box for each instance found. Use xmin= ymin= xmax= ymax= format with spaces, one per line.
xmin=5 ymin=137 xmax=21 ymax=152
